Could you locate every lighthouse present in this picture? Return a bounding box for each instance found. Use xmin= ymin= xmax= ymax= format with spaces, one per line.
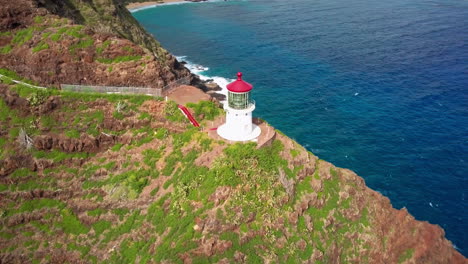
xmin=217 ymin=72 xmax=261 ymax=141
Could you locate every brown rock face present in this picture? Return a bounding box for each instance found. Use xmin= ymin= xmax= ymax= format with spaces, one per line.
xmin=33 ymin=133 xmax=119 ymax=153
xmin=0 ymin=0 xmax=192 ymax=89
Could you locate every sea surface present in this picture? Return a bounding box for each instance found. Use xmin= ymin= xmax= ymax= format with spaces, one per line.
xmin=132 ymin=0 xmax=468 ymax=255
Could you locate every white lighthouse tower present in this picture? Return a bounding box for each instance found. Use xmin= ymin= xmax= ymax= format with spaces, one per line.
xmin=217 ymin=72 xmax=261 ymax=141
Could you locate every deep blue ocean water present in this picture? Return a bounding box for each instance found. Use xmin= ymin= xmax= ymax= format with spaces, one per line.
xmin=132 ymin=0 xmax=468 ymax=255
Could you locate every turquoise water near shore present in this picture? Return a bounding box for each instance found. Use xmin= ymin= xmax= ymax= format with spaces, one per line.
xmin=133 ymin=0 xmax=468 ymax=254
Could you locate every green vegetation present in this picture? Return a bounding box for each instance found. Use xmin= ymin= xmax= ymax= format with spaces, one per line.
xmin=96 ymin=55 xmax=142 ymax=64
xmin=290 ymin=148 xmax=300 ymax=158
xmin=0 ymin=69 xmax=422 ymax=263
xmin=164 ymin=100 xmax=185 ymax=122
xmin=64 ymin=26 xmax=85 ymax=39
xmin=186 ymin=100 xmax=222 ymax=120
xmin=50 ymin=32 xmax=62 ymax=42
xmin=59 ymin=209 xmax=89 ymax=235
xmin=398 ymin=248 xmax=415 ymax=263
xmin=27 ymin=90 xmax=52 ymax=106
xmin=65 ymin=129 xmax=80 ymax=138
xmin=69 ymin=38 xmax=94 ymax=51
xmin=0 ymin=31 xmax=12 ymax=37
xmin=92 ymin=220 xmax=111 ymax=234
xmin=96 ymin=40 xmax=111 ymax=55
xmin=0 ymin=68 xmax=35 ymax=84
xmin=12 ymin=28 xmax=34 ymax=46
xmin=0 ymin=44 xmax=12 ymax=54
xmin=33 ymin=150 xmax=90 ymax=162
xmin=33 ymin=16 xmax=45 ymax=24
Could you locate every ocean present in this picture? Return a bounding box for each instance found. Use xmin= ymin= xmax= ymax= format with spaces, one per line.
xmin=132 ymin=0 xmax=468 ymax=255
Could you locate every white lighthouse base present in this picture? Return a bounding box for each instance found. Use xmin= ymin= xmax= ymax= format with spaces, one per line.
xmin=217 ymin=124 xmax=261 ymax=142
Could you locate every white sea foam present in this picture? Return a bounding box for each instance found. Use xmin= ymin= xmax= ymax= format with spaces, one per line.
xmin=176 ymin=55 xmax=232 ymax=102
xmin=129 ymin=0 xmax=223 ymax=13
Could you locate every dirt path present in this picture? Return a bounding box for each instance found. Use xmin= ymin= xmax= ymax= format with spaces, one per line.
xmin=166 ymin=85 xmax=211 ymax=105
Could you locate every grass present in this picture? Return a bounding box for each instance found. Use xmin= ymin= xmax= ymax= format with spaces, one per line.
xmin=143 ymin=148 xmax=164 ymax=168
xmin=69 ymin=38 xmax=94 ymax=52
xmin=92 ymin=220 xmax=111 ymax=234
xmin=96 ymin=55 xmax=142 ymax=64
xmin=0 ymin=31 xmax=11 ymax=37
xmin=290 ymin=148 xmax=300 ymax=158
xmin=50 ymin=32 xmax=62 ymax=42
xmin=398 ymin=248 xmax=414 ymax=263
xmin=65 ymin=26 xmax=85 ymax=38
xmin=5 ymin=199 xmax=65 ymax=217
xmin=0 ymin=68 xmax=38 ymax=86
xmin=0 ymin=45 xmax=12 ymax=54
xmin=186 ymin=100 xmax=222 ymax=121
xmin=32 ymin=42 xmax=49 ymax=53
xmin=59 ymin=209 xmax=89 ymax=235
xmin=96 ymin=40 xmax=111 ymax=55
xmin=33 ymin=150 xmax=91 ymax=162
xmin=34 ymin=16 xmax=45 ymax=24
xmin=111 ymin=143 xmax=124 ymax=151
xmin=12 ymin=28 xmax=34 ymax=46
xmin=65 ymin=129 xmax=81 ymax=138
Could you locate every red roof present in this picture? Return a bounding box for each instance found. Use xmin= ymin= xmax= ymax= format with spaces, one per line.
xmin=227 ymin=72 xmax=253 ymax=93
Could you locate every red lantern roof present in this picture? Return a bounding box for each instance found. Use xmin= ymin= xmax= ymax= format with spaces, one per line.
xmin=227 ymin=72 xmax=253 ymax=93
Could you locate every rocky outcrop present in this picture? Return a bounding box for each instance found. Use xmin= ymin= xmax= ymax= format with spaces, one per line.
xmin=0 ymin=0 xmax=191 ymax=88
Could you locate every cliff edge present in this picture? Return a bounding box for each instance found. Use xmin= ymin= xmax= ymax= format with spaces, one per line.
xmin=0 ymin=0 xmax=191 ymax=88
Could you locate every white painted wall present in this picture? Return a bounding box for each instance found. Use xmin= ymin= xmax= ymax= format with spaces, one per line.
xmin=217 ymin=104 xmax=261 ymax=141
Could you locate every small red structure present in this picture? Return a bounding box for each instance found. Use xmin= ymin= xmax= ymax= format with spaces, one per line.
xmin=178 ymin=105 xmax=200 ymax=127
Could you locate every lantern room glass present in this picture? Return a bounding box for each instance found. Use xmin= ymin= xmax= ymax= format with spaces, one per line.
xmin=228 ymin=91 xmax=251 ymax=109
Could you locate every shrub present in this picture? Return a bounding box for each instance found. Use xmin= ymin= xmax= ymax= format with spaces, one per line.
xmin=27 ymin=90 xmax=51 ymax=106
xmin=186 ymin=100 xmax=222 ymax=120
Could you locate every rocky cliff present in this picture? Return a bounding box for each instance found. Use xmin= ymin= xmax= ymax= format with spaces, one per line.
xmin=0 ymin=0 xmax=191 ymax=88
xmin=0 ymin=0 xmax=466 ymax=263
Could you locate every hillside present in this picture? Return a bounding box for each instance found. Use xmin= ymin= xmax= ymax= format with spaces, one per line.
xmin=0 ymin=0 xmax=466 ymax=263
xmin=0 ymin=71 xmax=465 ymax=263
xmin=0 ymin=0 xmax=190 ymax=88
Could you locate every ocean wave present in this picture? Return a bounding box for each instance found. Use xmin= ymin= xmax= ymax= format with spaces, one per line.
xmin=175 ymin=55 xmax=232 ymax=101
xmin=129 ymin=0 xmax=223 ymax=13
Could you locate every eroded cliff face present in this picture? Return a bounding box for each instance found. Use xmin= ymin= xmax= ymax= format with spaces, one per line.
xmin=0 ymin=0 xmax=191 ymax=88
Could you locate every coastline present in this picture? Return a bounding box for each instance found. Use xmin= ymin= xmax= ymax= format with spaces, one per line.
xmin=127 ymin=0 xmax=212 ymax=12
xmin=175 ymin=56 xmax=231 ymax=100
xmin=126 ymin=0 xmax=185 ymax=11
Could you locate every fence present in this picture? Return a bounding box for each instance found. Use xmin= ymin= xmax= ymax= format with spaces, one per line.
xmin=60 ymin=84 xmax=163 ymax=97
xmin=161 ymin=76 xmax=191 ymax=96
xmin=61 ymin=76 xmax=191 ymax=97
